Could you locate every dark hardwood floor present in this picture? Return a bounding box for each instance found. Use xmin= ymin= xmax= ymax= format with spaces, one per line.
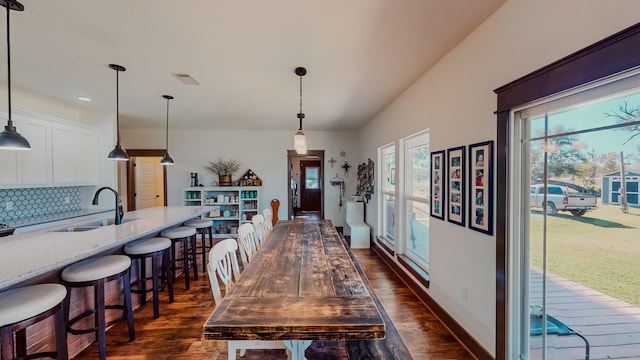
xmin=72 ymin=248 xmax=473 ymax=359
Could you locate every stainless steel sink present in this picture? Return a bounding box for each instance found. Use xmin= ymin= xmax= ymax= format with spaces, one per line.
xmin=53 ymin=226 xmax=103 ymax=232
xmin=51 ymin=218 xmax=139 ymax=232
xmin=82 ymin=218 xmax=139 ymax=227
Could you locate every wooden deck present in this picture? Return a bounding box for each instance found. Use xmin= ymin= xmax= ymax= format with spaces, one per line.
xmin=71 ymin=247 xmax=472 ymax=359
xmin=530 ymin=269 xmax=640 ymax=359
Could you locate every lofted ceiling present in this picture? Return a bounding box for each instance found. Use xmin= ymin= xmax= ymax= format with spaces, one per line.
xmin=2 ymin=0 xmax=505 ymax=132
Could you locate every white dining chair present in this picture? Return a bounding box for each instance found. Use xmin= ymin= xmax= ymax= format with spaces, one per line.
xmin=251 ymin=214 xmax=268 ymax=245
xmin=207 ymin=239 xmax=290 ymax=360
xmin=262 ymin=208 xmax=273 ymax=235
xmin=237 ymin=223 xmax=258 ymax=268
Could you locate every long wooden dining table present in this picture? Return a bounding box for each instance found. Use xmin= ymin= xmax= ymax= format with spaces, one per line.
xmin=202 ymin=219 xmax=386 ymax=359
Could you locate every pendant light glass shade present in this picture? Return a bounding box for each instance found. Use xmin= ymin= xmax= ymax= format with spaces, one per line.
xmin=160 ymin=95 xmax=174 ymax=166
xmin=294 ymin=129 xmax=307 ymax=154
xmin=107 ymin=63 xmax=129 ymax=161
xmin=293 ymin=66 xmax=308 ymax=155
xmin=0 ymin=0 xmax=30 ymax=150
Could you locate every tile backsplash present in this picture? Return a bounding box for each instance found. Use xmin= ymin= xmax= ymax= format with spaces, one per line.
xmin=0 ymin=187 xmax=82 ymax=221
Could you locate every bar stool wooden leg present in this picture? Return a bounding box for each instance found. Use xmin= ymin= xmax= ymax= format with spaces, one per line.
xmin=190 ymin=234 xmax=198 ymax=281
xmin=163 ymin=249 xmax=174 ymax=303
xmin=95 ymin=278 xmax=106 ymax=360
xmin=54 ymin=307 xmax=69 ymax=360
xmin=182 ymin=238 xmax=191 ymax=290
xmin=123 ymin=271 xmax=135 ymax=341
xmin=151 ymin=252 xmax=161 ymax=318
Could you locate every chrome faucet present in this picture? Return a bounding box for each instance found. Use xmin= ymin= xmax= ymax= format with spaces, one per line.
xmin=92 ymin=186 xmax=122 ymax=225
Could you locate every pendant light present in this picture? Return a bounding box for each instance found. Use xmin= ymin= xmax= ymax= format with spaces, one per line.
xmin=160 ymin=95 xmax=174 ymax=165
xmin=107 ymin=63 xmax=129 ymax=160
xmin=293 ymin=66 xmax=307 ymax=155
xmin=0 ymin=0 xmax=30 ymax=150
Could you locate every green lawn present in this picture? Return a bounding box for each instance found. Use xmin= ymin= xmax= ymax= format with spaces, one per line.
xmin=530 ymin=204 xmax=640 ymax=306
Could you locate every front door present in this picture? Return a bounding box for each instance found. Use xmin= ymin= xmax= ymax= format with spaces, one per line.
xmin=287 ymin=150 xmax=324 ymax=220
xmin=300 ymin=160 xmax=321 ymax=211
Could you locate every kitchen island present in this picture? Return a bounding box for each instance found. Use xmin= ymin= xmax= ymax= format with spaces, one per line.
xmin=0 ymin=205 xmax=208 ymax=291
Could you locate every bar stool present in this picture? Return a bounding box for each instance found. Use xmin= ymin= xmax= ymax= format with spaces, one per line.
xmin=160 ymin=226 xmax=198 ymax=290
xmin=184 ymin=218 xmax=214 ymax=273
xmin=0 ymin=284 xmax=68 ymax=360
xmin=124 ymin=237 xmax=173 ymax=319
xmin=61 ymin=255 xmax=135 ymax=360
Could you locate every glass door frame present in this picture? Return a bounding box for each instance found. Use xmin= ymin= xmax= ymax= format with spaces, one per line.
xmin=494 ymin=22 xmax=640 ymax=360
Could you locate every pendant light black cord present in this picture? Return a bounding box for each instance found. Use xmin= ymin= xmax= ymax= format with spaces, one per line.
xmin=5 ymin=2 xmax=13 ymax=128
xmin=297 ymin=71 xmax=304 ymax=130
xmin=115 ymin=68 xmax=120 ymax=145
xmin=165 ymin=97 xmax=170 ymax=150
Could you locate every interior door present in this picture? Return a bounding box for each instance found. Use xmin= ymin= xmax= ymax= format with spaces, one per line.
xmin=134 ymin=156 xmax=165 ymax=210
xmin=300 ymin=160 xmax=321 ymax=211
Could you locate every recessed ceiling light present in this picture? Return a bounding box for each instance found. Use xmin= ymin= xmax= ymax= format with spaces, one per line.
xmin=171 ymin=73 xmax=199 ymax=85
xmin=77 ymin=96 xmax=91 ymax=102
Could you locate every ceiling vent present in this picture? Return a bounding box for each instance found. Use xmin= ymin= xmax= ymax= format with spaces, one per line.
xmin=171 ymin=73 xmax=199 ymax=85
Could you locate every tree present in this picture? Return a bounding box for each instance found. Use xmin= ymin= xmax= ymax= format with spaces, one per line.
xmin=605 ymin=101 xmax=640 ymax=146
xmin=598 ymin=152 xmax=620 ymax=174
xmin=530 ymin=125 xmax=588 ymax=182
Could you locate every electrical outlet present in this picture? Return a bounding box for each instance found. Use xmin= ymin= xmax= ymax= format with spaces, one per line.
xmin=5 ymin=201 xmax=13 ymax=210
xmin=64 ymin=196 xmax=71 ymax=204
xmin=462 ymin=287 xmax=469 ymax=302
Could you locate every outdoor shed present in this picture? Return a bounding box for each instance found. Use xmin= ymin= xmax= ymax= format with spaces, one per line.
xmin=602 ymin=171 xmax=640 ymax=206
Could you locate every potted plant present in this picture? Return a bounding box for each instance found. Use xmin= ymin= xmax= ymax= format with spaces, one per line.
xmin=206 ymin=157 xmax=242 ymax=186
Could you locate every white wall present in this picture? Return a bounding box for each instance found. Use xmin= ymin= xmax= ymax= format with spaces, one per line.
xmin=121 ymin=128 xmax=359 ymax=227
xmin=357 ymin=0 xmax=640 ymax=355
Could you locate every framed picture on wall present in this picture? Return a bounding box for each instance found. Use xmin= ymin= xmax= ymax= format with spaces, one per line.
xmin=447 ymin=146 xmax=465 ymax=227
xmin=430 ymin=150 xmax=446 ymax=220
xmin=469 ymin=141 xmax=493 ymax=235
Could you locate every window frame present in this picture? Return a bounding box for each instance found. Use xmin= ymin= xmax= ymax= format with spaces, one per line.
xmin=402 ymin=130 xmax=430 ymax=270
xmin=378 ymin=142 xmax=397 ymax=247
xmin=494 ymin=22 xmax=640 ymax=360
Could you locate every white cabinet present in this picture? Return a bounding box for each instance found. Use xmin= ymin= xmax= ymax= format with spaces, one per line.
xmin=0 ymin=111 xmax=98 ymax=188
xmin=52 ymin=125 xmax=74 ymax=184
xmin=0 ymin=116 xmax=51 ymax=186
xmin=20 ymin=118 xmax=51 ymax=185
xmin=0 ymin=148 xmax=20 ymax=185
xmin=183 ymin=186 xmax=261 ymax=238
xmin=52 ymin=124 xmax=97 ymax=185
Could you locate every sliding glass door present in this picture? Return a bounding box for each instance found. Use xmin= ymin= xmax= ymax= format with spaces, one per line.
xmin=512 ymin=71 xmax=640 ymax=359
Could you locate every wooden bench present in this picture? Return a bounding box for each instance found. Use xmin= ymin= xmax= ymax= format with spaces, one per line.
xmin=342 ymin=234 xmax=413 ymax=359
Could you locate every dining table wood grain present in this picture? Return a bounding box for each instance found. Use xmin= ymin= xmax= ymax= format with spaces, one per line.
xmin=203 ymin=219 xmax=385 ymax=358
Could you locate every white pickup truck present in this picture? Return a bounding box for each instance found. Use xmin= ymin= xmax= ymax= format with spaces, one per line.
xmin=530 ymin=184 xmax=597 ymax=216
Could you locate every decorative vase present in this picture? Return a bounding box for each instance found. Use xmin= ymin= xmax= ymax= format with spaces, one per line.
xmin=219 ymin=175 xmax=232 ymax=186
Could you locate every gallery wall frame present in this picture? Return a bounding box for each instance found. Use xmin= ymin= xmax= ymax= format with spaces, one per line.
xmin=430 ymin=150 xmax=445 ymax=220
xmin=447 ymin=146 xmax=465 ymax=227
xmin=469 ymin=141 xmax=493 ymax=235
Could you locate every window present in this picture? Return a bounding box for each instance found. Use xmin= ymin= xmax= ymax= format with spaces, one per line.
xmin=380 ymin=144 xmax=396 ymax=243
xmin=305 ymin=167 xmax=319 ymax=189
xmin=404 ymin=131 xmax=430 ymax=269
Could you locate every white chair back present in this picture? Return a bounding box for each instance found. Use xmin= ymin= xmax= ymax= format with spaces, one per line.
xmin=207 ymin=238 xmax=241 ymax=305
xmin=252 ymin=214 xmax=267 ymax=245
xmin=237 ymin=223 xmax=258 ymax=267
xmin=208 ymin=237 xmax=290 ymax=360
xmin=262 ymin=208 xmax=273 ymax=234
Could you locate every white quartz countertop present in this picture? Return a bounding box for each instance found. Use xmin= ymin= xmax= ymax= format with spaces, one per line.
xmin=0 ymin=206 xmax=208 ymax=290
